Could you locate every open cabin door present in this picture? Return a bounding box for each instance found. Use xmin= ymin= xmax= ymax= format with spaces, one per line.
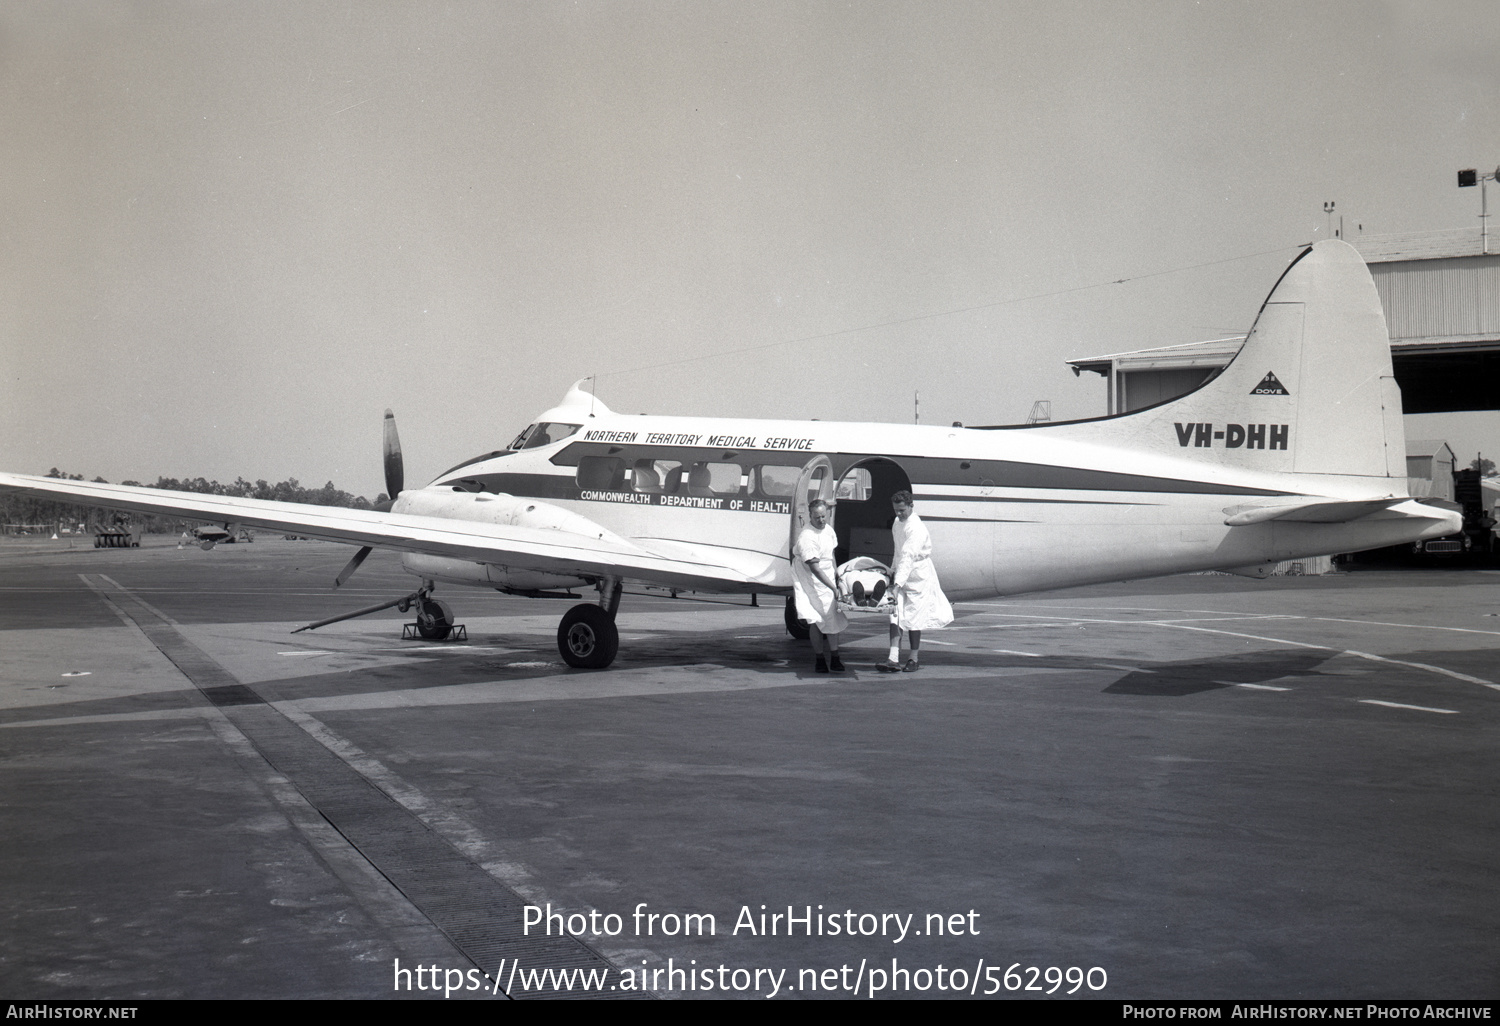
xmin=789 ymin=454 xmax=835 ymax=557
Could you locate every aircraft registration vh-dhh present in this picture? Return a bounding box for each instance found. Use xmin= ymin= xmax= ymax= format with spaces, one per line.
xmin=0 ymin=241 xmax=1463 ymax=669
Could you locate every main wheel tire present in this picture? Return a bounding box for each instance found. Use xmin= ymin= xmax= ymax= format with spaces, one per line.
xmin=415 ymin=597 xmax=454 ymax=640
xmin=557 ymin=603 xmax=619 ymax=669
xmin=784 ymin=596 xmax=810 ymax=640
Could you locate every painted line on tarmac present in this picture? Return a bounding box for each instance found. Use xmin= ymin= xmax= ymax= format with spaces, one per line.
xmin=1161 ymin=624 xmax=1497 ymax=691
xmin=1359 ymin=700 xmax=1459 ymax=715
xmin=981 ymin=602 xmax=1500 ymax=639
xmin=0 ymin=706 xmax=219 ymax=729
xmin=1341 ymin=650 xmax=1500 ymax=690
xmin=1216 ymin=681 xmax=1291 ymax=691
xmin=946 ymin=621 xmax=1087 ymax=630
xmin=969 ymin=608 xmax=1498 ymax=693
xmin=1304 ymin=616 xmax=1500 ymax=639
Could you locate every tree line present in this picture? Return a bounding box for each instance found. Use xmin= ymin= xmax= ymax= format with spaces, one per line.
xmin=0 ymin=469 xmax=378 ymax=534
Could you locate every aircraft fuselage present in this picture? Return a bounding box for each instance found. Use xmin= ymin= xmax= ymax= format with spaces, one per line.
xmin=394 ymin=409 xmax=1451 ymax=601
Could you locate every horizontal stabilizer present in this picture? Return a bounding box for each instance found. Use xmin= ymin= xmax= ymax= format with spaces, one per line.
xmin=1222 ymin=497 xmax=1406 ymax=527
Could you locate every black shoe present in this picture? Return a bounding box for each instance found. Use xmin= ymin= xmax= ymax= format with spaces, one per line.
xmin=829 ymin=653 xmax=845 ymax=672
xmin=876 ymin=660 xmax=902 ymax=673
xmin=871 ymin=581 xmax=887 ymax=605
xmin=815 ymin=656 xmax=828 ymax=674
xmin=851 ymin=581 xmax=866 ymax=606
xmin=902 ymin=659 xmax=919 ymax=672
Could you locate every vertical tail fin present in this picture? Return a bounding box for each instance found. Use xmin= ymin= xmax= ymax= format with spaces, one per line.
xmin=1062 ymin=240 xmax=1406 ymax=485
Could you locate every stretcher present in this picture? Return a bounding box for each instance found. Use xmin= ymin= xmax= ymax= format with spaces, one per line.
xmin=836 ymin=557 xmax=894 ymax=615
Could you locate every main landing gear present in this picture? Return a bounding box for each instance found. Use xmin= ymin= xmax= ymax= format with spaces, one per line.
xmin=557 ymin=578 xmax=622 ymax=670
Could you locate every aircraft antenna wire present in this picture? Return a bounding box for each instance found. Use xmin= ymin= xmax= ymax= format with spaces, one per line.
xmin=597 ymin=243 xmax=1307 ymax=382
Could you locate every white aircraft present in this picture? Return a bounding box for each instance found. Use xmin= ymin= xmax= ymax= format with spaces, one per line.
xmin=0 ymin=241 xmax=1461 ymax=668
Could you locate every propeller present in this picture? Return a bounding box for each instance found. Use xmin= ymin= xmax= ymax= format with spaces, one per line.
xmin=382 ymin=407 xmax=404 ymax=502
xmin=336 ymin=408 xmax=404 ymax=588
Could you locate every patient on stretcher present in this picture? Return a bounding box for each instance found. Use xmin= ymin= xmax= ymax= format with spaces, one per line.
xmin=837 ymin=556 xmax=890 ymax=608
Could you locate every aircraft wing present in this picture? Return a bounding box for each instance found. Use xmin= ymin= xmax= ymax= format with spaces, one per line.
xmin=0 ymin=472 xmax=772 ymax=592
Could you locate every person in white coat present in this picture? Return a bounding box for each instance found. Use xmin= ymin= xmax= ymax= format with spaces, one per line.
xmin=791 ymin=498 xmax=848 ymax=673
xmin=877 ymin=491 xmax=952 ymax=672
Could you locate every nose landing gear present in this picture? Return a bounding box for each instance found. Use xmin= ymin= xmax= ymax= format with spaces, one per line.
xmin=411 ymin=594 xmax=456 ymax=640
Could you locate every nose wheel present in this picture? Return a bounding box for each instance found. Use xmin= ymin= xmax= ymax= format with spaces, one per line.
xmin=414 ymin=596 xmax=455 ymax=639
xmin=558 ymin=603 xmax=619 ymax=669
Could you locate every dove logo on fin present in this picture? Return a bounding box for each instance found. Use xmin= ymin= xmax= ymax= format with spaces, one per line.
xmin=1251 ymin=372 xmax=1290 ymax=396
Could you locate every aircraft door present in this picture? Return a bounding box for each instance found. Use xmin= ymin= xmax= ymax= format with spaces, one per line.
xmin=790 ymin=454 xmax=835 ymax=556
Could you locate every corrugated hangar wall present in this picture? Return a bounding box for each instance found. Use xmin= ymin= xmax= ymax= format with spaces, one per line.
xmin=1372 ymin=254 xmax=1500 ymax=341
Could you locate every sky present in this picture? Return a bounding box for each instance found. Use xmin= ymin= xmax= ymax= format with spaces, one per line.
xmin=2 ymin=0 xmax=1498 ymax=498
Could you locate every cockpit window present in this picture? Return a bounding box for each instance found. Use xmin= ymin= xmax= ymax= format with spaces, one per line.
xmin=508 ymin=422 xmax=582 ymax=450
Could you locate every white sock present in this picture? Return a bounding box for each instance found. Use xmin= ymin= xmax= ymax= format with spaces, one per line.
xmin=887 ymin=645 xmax=900 ymax=662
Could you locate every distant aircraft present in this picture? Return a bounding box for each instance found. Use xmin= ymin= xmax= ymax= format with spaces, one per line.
xmin=180 ymin=524 xmax=252 ymax=549
xmin=0 ymin=241 xmax=1460 ymax=668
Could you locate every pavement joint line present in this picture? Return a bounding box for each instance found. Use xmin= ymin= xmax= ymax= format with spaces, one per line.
xmin=195 ymin=704 xmax=479 ymax=969
xmin=274 ymin=703 xmax=671 ymax=973
xmin=76 ymin=574 xmax=478 ymax=971
xmin=1359 ymin=699 xmax=1460 ymax=714
xmin=1215 ymin=681 xmax=1292 ymax=691
xmin=97 ymin=573 xmax=182 ymax=625
xmin=80 ymin=573 xmax=631 ymax=998
xmin=76 ymin=573 xmax=140 ymax=630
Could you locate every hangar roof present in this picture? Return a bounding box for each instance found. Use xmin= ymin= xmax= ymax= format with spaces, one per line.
xmin=1406 ymin=439 xmax=1455 ymax=460
xmin=1353 ymin=227 xmax=1490 ymax=263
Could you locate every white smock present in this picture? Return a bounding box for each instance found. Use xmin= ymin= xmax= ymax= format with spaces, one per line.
xmin=890 ymin=512 xmax=953 ymax=631
xmin=791 ymin=523 xmax=849 ymax=633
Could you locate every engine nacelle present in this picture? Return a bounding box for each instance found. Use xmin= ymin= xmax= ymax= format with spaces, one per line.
xmin=392 ymin=488 xmax=617 ymax=593
xmin=391 ymin=488 xmax=625 ymax=542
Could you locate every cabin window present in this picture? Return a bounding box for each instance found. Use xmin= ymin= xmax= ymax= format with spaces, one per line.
xmin=642 ymin=460 xmax=684 ymax=494
xmin=754 ymin=465 xmax=800 ymax=498
xmin=683 ymin=462 xmax=743 ymax=497
xmin=638 ymin=460 xmax=744 ymax=496
xmin=631 ymin=459 xmax=666 ymax=493
xmin=576 ymin=456 xmax=625 ymax=491
xmin=509 ymin=422 xmax=582 ymax=450
xmin=836 ymin=467 xmax=873 ymax=501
